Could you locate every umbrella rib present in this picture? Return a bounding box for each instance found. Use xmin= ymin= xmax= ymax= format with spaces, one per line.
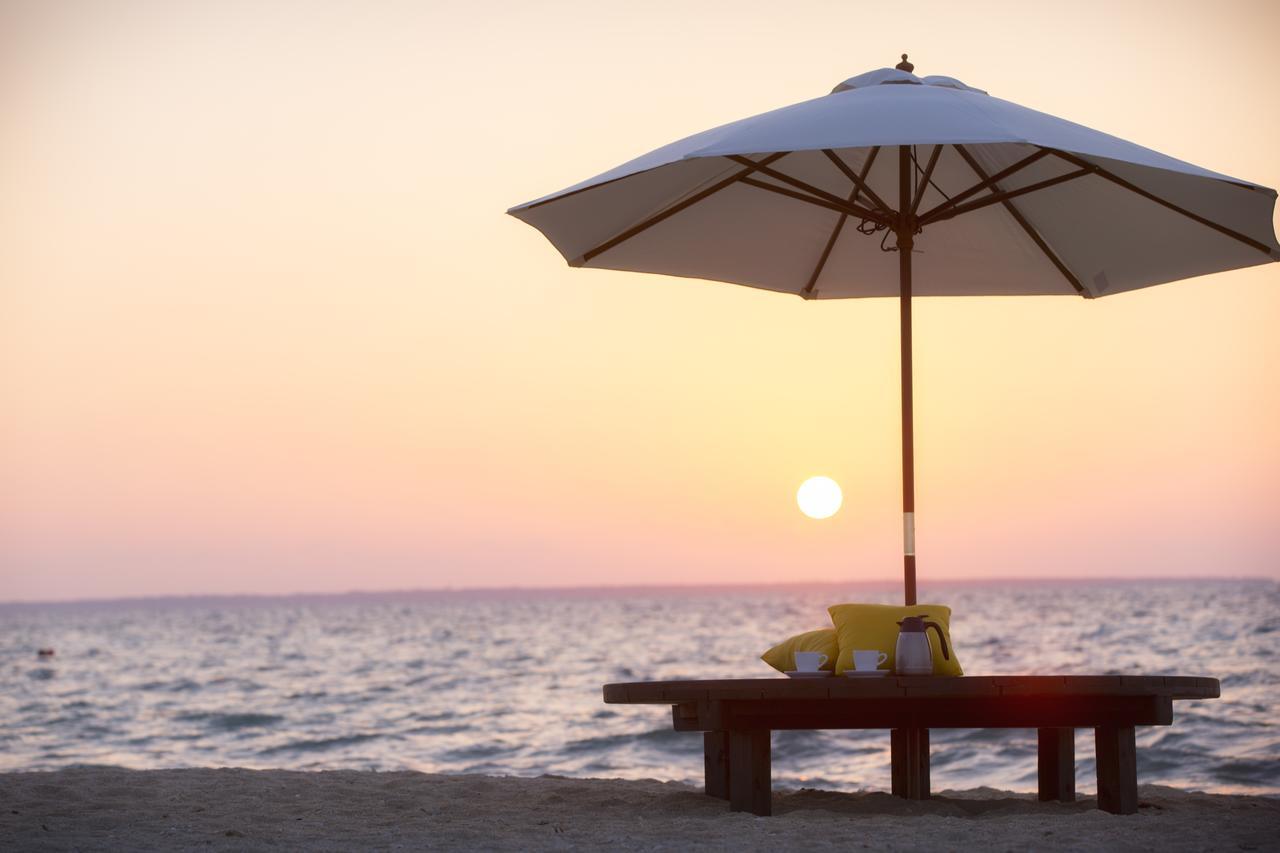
xmin=926 ymin=167 xmax=1096 ymax=222
xmin=802 ymin=213 xmax=848 ymax=299
xmin=952 ymin=144 xmax=1089 ymax=297
xmin=575 ymin=152 xmax=789 ymax=265
xmin=738 ymin=177 xmax=860 ymax=217
xmin=909 ymin=145 xmax=943 ymax=217
xmin=918 ymin=149 xmax=1051 ymax=225
xmin=1046 ymin=149 xmax=1276 ymax=257
xmin=727 ymin=155 xmax=893 ymax=226
xmin=802 ymin=146 xmax=882 ymax=297
xmin=822 ymin=149 xmax=893 ymax=214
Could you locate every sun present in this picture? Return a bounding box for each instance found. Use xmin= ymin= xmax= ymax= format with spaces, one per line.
xmin=797 ymin=476 xmax=842 ymax=520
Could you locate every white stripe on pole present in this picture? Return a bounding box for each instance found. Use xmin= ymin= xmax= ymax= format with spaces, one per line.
xmin=903 ymin=511 xmax=916 ymax=557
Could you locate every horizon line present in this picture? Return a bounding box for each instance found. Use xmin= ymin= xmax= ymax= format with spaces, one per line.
xmin=2 ymin=574 xmax=1274 ymax=608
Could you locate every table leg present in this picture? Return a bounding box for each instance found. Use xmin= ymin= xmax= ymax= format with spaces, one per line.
xmin=1038 ymin=727 xmax=1075 ymax=802
xmin=703 ymin=731 xmax=729 ymax=800
xmin=1095 ymin=725 xmax=1138 ymax=815
xmin=728 ymin=729 xmax=771 ymax=816
xmin=891 ymin=727 xmax=930 ymax=799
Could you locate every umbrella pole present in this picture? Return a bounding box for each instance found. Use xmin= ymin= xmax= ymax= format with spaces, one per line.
xmin=898 ymin=146 xmax=917 ymax=606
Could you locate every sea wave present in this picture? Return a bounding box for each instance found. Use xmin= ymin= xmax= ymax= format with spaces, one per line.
xmin=1 ymin=580 xmax=1277 ymax=794
xmin=257 ymin=733 xmax=389 ymax=755
xmin=176 ymin=712 xmax=285 ymax=732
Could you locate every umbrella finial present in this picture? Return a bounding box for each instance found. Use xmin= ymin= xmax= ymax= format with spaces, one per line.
xmin=895 ymin=54 xmax=914 ymax=72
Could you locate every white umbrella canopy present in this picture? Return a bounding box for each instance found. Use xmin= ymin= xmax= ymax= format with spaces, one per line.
xmin=508 ymin=57 xmax=1280 ymax=602
xmin=511 ymin=63 xmax=1278 ymax=298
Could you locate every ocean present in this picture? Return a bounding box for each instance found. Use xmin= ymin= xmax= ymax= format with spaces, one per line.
xmin=2 ymin=580 xmax=1276 ymax=796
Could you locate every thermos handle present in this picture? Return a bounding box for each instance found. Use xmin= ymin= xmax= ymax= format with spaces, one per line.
xmin=925 ymin=621 xmax=950 ymax=661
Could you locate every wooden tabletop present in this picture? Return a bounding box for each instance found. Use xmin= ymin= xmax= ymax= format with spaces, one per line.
xmin=603 ymin=675 xmax=1220 ymax=704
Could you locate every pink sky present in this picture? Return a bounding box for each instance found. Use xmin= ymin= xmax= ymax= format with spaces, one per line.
xmin=2 ymin=0 xmax=1278 ymax=602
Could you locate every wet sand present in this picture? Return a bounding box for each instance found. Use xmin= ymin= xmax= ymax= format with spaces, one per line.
xmin=1 ymin=768 xmax=1275 ymax=851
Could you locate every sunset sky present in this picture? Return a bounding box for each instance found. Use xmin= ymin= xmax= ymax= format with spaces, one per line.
xmin=2 ymin=0 xmax=1278 ymax=602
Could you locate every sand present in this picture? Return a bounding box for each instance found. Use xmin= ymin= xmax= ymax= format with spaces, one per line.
xmin=1 ymin=768 xmax=1275 ymax=851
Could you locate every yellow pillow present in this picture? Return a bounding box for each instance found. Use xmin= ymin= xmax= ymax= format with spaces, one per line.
xmin=760 ymin=628 xmax=839 ymax=673
xmin=827 ymin=603 xmax=963 ymax=676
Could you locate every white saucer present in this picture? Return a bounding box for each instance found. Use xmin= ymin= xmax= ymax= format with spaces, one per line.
xmin=845 ymin=670 xmax=891 ymax=678
xmin=785 ymin=670 xmax=833 ymax=678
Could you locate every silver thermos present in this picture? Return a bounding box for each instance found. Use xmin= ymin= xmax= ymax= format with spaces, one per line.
xmin=894 ymin=615 xmax=951 ymax=676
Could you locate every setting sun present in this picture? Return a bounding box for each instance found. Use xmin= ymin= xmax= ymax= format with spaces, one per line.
xmin=797 ymin=476 xmax=843 ymax=520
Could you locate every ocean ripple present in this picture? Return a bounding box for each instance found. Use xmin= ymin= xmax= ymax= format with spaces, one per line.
xmin=1 ymin=579 xmax=1277 ymax=795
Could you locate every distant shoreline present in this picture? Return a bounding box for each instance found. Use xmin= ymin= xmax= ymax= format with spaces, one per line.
xmin=2 ymin=575 xmax=1274 ymax=609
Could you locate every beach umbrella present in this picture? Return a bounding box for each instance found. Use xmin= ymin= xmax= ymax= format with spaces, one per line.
xmin=507 ymin=56 xmax=1280 ymax=605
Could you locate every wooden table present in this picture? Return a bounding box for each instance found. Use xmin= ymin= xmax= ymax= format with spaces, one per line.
xmin=603 ymin=675 xmax=1219 ymax=816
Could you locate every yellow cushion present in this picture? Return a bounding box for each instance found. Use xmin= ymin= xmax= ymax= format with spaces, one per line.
xmin=760 ymin=628 xmax=839 ymax=673
xmin=827 ymin=603 xmax=963 ymax=676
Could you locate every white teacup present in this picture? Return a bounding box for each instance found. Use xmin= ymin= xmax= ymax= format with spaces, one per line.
xmin=852 ymin=650 xmax=888 ymax=672
xmin=793 ymin=651 xmax=828 ymax=672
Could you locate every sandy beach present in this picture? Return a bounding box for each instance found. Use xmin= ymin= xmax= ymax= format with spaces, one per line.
xmin=1 ymin=768 xmax=1275 ymax=852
